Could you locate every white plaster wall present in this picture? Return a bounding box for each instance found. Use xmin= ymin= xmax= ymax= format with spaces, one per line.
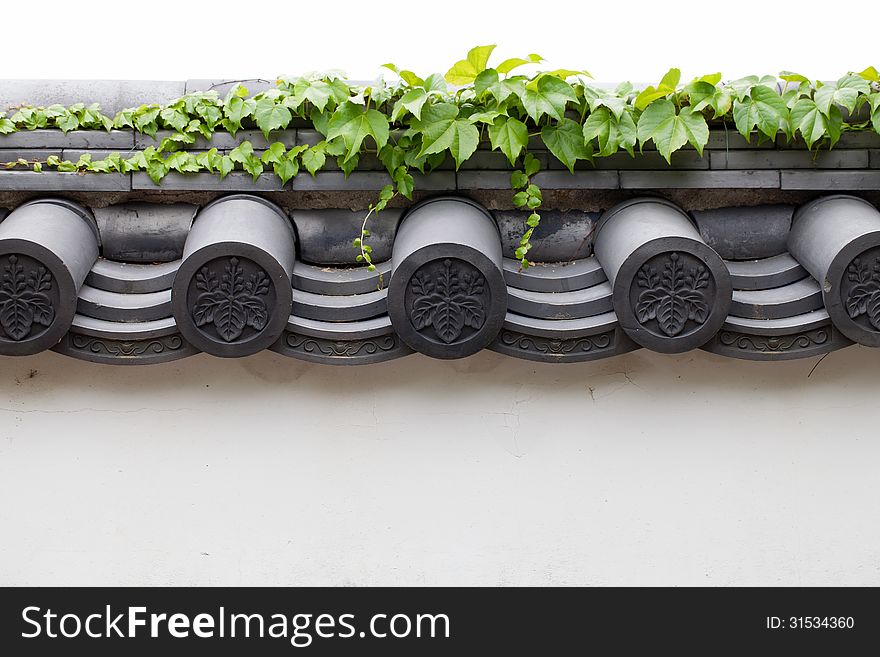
xmin=1 ymin=346 xmax=878 ymax=586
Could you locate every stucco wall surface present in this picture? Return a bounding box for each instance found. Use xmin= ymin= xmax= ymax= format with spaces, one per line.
xmin=1 ymin=347 xmax=878 ymax=586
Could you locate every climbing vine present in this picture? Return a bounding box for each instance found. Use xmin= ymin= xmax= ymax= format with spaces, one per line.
xmin=1 ymin=48 xmax=879 ymax=268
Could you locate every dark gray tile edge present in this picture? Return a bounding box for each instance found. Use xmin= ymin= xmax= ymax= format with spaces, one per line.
xmin=546 ymin=150 xmax=709 ymax=171
xmin=701 ymin=325 xmax=851 ymax=362
xmin=0 ymin=130 xmax=134 ymax=149
xmin=52 ymin=331 xmax=198 ymax=365
xmin=0 ymin=170 xmax=131 ymax=191
xmin=271 ymin=330 xmax=412 ymax=366
xmin=710 ymin=149 xmax=869 ymax=170
xmin=780 ymin=170 xmax=880 ymax=190
xmin=0 ymin=149 xmax=62 ymax=162
xmin=619 ymin=170 xmax=780 ymax=189
xmin=777 ymin=131 xmax=880 ymax=150
xmin=135 ymin=129 xmax=297 ymax=150
xmin=290 ymin=171 xmax=454 ymax=192
xmin=458 ymin=170 xmax=619 ymax=190
xmin=131 ymin=171 xmax=283 ymax=191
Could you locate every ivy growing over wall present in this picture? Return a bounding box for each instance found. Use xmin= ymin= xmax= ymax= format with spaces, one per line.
xmin=1 ymin=47 xmax=879 ymax=268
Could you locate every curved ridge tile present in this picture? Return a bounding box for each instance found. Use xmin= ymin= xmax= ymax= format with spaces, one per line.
xmin=507 ymin=282 xmax=613 ymax=320
xmin=0 ymin=199 xmax=99 ymax=356
xmin=702 ymin=320 xmax=851 ymax=361
xmin=693 ymin=205 xmax=793 ymax=260
xmin=286 ymin=314 xmax=394 ymax=340
xmin=77 ymin=285 xmax=173 ymax=322
xmin=292 ymin=260 xmax=392 ymax=296
xmin=594 ymin=198 xmax=732 ymax=354
xmin=725 ymin=253 xmax=806 ymax=291
xmin=54 ymin=314 xmax=196 ymax=365
xmin=494 ymin=209 xmax=597 ymax=262
xmin=53 ymin=331 xmax=197 ymax=365
xmin=171 ymin=195 xmax=295 ymax=358
xmin=502 ymin=257 xmax=607 ymax=293
xmin=86 ymin=258 xmax=180 ymax=294
xmin=502 ymin=310 xmax=619 ymax=338
xmin=71 ymin=314 xmax=178 ymax=339
xmin=730 ymin=277 xmax=823 ymax=320
xmin=272 ymin=313 xmax=411 ymax=365
xmin=723 ymin=308 xmax=831 ymax=335
xmin=93 ymin=203 xmax=196 ymax=263
xmin=788 ymin=195 xmax=880 ymax=348
xmin=292 ymin=287 xmax=387 ymax=322
xmin=490 ymin=311 xmax=636 ymax=363
xmin=387 ymin=197 xmax=507 ymax=360
xmin=293 ymin=208 xmax=402 ymax=265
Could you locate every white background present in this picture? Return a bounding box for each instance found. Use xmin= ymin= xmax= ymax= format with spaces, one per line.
xmin=1 ymin=1 xmax=876 ymax=82
xmin=1 ymin=1 xmax=879 ymax=586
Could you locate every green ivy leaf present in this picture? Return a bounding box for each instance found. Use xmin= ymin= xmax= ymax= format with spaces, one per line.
xmin=445 ymin=44 xmax=496 ymax=85
xmin=466 ymin=108 xmax=507 ymax=125
xmin=583 ymin=107 xmax=637 ymax=157
xmin=422 ymin=73 xmax=448 ymax=95
xmin=253 ymin=98 xmax=292 ymax=140
xmin=487 ymin=78 xmax=525 ymax=104
xmin=122 ymin=151 xmax=148 ymax=173
xmin=229 ymin=141 xmax=255 ymax=164
xmin=133 ymin=106 xmax=161 ymax=138
xmin=496 ymin=54 xmax=542 ymax=75
xmin=274 ymin=155 xmax=300 ymax=185
xmin=391 ymin=88 xmax=428 ymax=121
xmin=56 ymin=111 xmax=80 ymax=133
xmin=160 ymin=107 xmax=189 ymax=132
xmin=583 ymin=86 xmax=627 ymax=119
xmin=0 ymin=117 xmax=16 ymax=134
xmin=43 ymin=104 xmax=65 ymax=119
xmin=146 ymin=159 xmax=167 ymax=184
xmin=637 ymin=100 xmax=709 ymax=161
xmin=165 ymin=151 xmax=199 ymax=173
xmin=814 ymin=75 xmax=870 ymax=116
xmin=790 ymin=98 xmax=842 ymax=148
xmin=113 ymin=109 xmax=134 ymax=129
xmin=326 ymin=102 xmax=390 ymax=162
xmin=303 ymin=80 xmax=333 ymax=112
xmin=260 ymin=142 xmax=286 ymax=165
xmin=523 ymin=152 xmax=540 ymax=177
xmin=382 ymin=63 xmax=425 ymax=88
xmin=473 ymin=69 xmax=499 ymax=99
xmin=779 ymin=71 xmax=810 ymax=84
xmin=684 ymin=81 xmax=733 ymax=118
xmin=634 ymin=68 xmax=680 ymax=111
xmin=858 ymin=66 xmax=879 ymax=83
xmin=393 ymin=166 xmax=414 ymax=199
xmin=510 ymin=170 xmax=528 ymax=189
xmin=522 ymin=75 xmax=578 ymax=122
xmin=870 ymin=94 xmax=880 ymax=135
xmin=732 ymin=85 xmax=789 ymax=140
xmin=413 ymin=103 xmax=479 ymax=169
xmin=195 ymin=148 xmax=221 ymax=173
xmin=487 ymin=116 xmax=528 ymax=165
xmin=218 ymin=155 xmax=234 ymax=179
xmin=338 ymin=153 xmax=359 ymax=177
xmin=223 ymin=96 xmax=256 ymax=135
xmin=302 ymin=144 xmax=327 ymax=176
xmin=541 ymin=118 xmax=592 ymax=173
